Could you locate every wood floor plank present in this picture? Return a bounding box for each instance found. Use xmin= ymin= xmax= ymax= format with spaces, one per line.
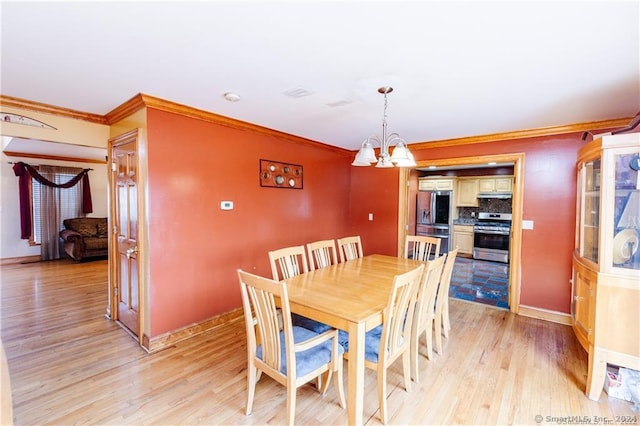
xmin=1 ymin=259 xmax=637 ymax=425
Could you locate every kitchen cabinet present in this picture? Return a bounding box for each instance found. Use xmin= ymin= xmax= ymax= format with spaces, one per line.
xmin=571 ymin=132 xmax=640 ymax=401
xmin=419 ymin=178 xmax=455 ymax=191
xmin=452 ymin=224 xmax=474 ymax=255
xmin=478 ymin=176 xmax=513 ymax=193
xmin=456 ymin=178 xmax=479 ymax=206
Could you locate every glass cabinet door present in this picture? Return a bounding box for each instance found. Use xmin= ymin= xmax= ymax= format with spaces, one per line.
xmin=612 ymin=152 xmax=640 ymax=270
xmin=579 ymin=158 xmax=601 ymax=263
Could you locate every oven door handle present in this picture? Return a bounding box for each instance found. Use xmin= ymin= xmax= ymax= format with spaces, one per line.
xmin=475 ymin=229 xmax=510 ymax=235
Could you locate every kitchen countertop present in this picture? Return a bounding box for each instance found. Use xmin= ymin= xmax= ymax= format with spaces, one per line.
xmin=453 ymin=219 xmax=477 ymax=225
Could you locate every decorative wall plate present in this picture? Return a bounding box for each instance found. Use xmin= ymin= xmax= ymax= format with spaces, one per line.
xmin=260 ymin=159 xmax=303 ymax=189
xmin=612 ymin=229 xmax=639 ymax=264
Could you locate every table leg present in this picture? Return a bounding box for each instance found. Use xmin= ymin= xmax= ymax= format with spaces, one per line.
xmin=348 ymin=321 xmax=365 ymax=426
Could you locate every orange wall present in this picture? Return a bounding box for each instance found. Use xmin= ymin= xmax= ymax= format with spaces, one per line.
xmin=146 ymin=109 xmax=352 ymax=336
xmin=348 ymin=166 xmax=401 ymax=256
xmin=349 ymin=133 xmax=584 ymax=314
xmin=146 ymin=106 xmax=586 ymax=334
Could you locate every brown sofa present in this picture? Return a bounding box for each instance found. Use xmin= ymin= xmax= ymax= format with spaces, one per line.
xmin=59 ymin=217 xmax=109 ymax=261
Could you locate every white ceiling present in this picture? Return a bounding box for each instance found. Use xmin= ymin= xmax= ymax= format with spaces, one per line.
xmin=1 ymin=1 xmax=638 ymax=152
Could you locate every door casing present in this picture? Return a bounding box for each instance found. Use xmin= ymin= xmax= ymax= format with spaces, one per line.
xmin=397 ymin=152 xmax=525 ymax=313
xmin=107 ymin=128 xmax=149 ymax=347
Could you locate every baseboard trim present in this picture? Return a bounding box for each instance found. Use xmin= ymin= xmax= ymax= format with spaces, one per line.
xmin=518 ymin=304 xmax=572 ymax=326
xmin=143 ymin=307 xmax=244 ymax=353
xmin=0 ymin=255 xmax=40 ymax=265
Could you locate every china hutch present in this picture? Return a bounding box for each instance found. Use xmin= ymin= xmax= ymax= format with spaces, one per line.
xmin=572 ymin=132 xmax=640 ymax=400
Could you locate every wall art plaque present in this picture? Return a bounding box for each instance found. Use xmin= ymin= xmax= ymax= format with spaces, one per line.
xmin=260 ymin=159 xmax=303 ymax=189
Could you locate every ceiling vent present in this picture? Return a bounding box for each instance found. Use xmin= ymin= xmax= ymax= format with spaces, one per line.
xmin=282 ymin=87 xmax=314 ymax=98
xmin=327 ymin=99 xmax=353 ymax=108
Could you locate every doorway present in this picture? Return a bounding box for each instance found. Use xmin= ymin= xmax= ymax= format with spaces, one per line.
xmin=398 ymin=152 xmax=525 ymax=313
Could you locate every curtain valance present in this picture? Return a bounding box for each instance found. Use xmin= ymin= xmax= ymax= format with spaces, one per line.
xmin=12 ymin=162 xmax=93 ymax=239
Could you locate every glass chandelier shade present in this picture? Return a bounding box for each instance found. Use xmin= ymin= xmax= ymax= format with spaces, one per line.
xmin=352 ymin=87 xmax=416 ymax=168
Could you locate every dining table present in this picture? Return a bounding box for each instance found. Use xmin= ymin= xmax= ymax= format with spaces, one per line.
xmin=283 ymin=253 xmax=425 ymax=426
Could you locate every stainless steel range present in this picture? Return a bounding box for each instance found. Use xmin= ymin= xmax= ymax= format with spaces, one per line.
xmin=473 ymin=212 xmax=512 ymax=263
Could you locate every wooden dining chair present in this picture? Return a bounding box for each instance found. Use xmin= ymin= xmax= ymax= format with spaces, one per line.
xmin=404 ymin=235 xmax=441 ymax=261
xmin=237 ymin=269 xmax=346 ymax=426
xmin=268 ymin=245 xmax=309 ymax=281
xmin=336 ymin=236 xmax=363 ymax=262
xmin=410 ymin=254 xmax=446 ymax=383
xmin=342 ymin=264 xmax=423 ymax=424
xmin=434 ymin=248 xmax=459 ymax=354
xmin=269 ymin=245 xmax=331 ymax=334
xmin=306 ymin=239 xmax=338 ymax=270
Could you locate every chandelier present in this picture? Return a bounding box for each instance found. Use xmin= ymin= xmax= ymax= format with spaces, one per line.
xmin=351 ymin=87 xmax=416 ymax=168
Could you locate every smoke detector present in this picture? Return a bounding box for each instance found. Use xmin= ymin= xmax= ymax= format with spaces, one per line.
xmin=223 ymin=92 xmax=241 ymax=102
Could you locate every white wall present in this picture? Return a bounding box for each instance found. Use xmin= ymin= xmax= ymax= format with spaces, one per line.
xmin=0 ymin=152 xmax=108 ymax=260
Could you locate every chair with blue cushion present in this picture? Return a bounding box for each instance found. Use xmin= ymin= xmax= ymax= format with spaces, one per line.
xmin=237 ymin=269 xmax=346 ymax=426
xmin=269 ymin=245 xmax=331 ymax=334
xmin=341 ymin=264 xmax=424 ymax=424
xmin=410 ymin=254 xmax=446 ymax=383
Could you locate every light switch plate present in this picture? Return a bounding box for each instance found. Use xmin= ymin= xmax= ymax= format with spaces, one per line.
xmin=220 ymin=201 xmax=233 ymax=210
xmin=522 ymin=220 xmax=534 ymax=230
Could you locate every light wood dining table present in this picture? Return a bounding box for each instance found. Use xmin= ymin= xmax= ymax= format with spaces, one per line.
xmin=283 ymin=254 xmax=424 ymax=426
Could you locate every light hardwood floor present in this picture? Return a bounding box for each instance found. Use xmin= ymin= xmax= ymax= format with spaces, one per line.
xmin=0 ymin=258 xmax=637 ymax=425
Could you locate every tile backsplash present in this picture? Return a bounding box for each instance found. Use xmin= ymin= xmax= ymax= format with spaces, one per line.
xmin=480 ymin=198 xmax=512 ymax=213
xmin=458 ymin=207 xmax=478 ymax=220
xmin=458 ymin=198 xmax=512 ymax=220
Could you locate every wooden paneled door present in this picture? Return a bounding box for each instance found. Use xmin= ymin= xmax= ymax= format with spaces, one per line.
xmin=109 ymin=130 xmax=142 ymax=339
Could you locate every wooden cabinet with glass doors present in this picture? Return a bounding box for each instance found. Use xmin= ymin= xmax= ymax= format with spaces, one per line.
xmin=572 ymin=132 xmax=640 ymax=401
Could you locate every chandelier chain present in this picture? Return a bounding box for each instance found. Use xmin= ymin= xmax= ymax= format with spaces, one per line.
xmin=351 ymin=86 xmax=416 ymax=168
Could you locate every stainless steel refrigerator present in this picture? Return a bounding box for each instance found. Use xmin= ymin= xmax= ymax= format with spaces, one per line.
xmin=415 ymin=190 xmax=452 ymax=255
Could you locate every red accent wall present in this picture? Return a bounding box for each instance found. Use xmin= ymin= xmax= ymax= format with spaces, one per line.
xmin=146 ymin=109 xmax=352 ymax=336
xmin=349 ymin=133 xmax=584 ymax=314
xmin=145 ymin=106 xmax=588 ymax=335
xmin=348 ymin=166 xmax=401 ymax=256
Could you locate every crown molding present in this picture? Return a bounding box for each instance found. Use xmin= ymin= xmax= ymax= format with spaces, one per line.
xmin=103 ymin=93 xmax=147 ymax=124
xmin=0 ymin=95 xmax=108 ymax=124
xmin=407 ymin=117 xmax=633 ymax=150
xmin=2 ymin=94 xmax=633 ymax=154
